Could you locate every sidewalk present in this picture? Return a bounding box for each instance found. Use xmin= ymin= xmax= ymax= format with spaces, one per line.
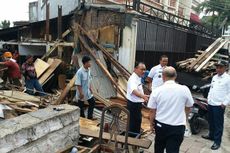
xmin=143 ymin=107 xmax=230 ymax=153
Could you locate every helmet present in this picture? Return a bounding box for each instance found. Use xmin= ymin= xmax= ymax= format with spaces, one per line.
xmin=3 ymin=52 xmax=13 ymax=58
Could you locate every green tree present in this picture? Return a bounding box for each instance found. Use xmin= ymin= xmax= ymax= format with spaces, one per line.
xmin=196 ymin=0 xmax=230 ymax=34
xmin=0 ymin=20 xmax=10 ymax=29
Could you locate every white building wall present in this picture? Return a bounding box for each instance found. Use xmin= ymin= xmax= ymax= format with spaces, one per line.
xmin=31 ymin=0 xmax=79 ymax=22
xmin=118 ymin=20 xmax=138 ymax=72
xmin=179 ymin=0 xmax=192 ymax=20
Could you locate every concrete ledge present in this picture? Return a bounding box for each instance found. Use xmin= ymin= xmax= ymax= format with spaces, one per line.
xmin=0 ymin=104 xmax=80 ymax=153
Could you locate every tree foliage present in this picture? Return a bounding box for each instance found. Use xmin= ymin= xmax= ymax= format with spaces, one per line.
xmin=196 ymin=0 xmax=230 ymax=33
xmin=0 ymin=20 xmax=10 ymax=29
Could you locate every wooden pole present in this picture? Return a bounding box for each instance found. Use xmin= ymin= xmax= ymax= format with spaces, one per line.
xmin=57 ymin=5 xmax=62 ymax=40
xmin=45 ymin=2 xmax=50 ymax=41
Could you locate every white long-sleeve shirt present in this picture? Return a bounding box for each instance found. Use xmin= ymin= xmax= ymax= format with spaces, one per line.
xmin=208 ymin=72 xmax=230 ymax=106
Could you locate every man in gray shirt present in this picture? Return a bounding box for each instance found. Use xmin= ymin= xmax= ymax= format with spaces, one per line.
xmin=75 ymin=56 xmax=95 ymax=119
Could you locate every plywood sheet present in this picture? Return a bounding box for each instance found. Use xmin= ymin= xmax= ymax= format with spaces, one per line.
xmin=0 ymin=90 xmax=40 ymax=102
xmin=39 ymin=58 xmax=62 ymax=85
xmin=34 ymin=58 xmax=50 ymax=78
xmin=80 ymin=128 xmax=152 ymax=149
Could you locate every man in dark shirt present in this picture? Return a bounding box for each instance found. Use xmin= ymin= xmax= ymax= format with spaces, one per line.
xmin=22 ymin=55 xmax=45 ymax=96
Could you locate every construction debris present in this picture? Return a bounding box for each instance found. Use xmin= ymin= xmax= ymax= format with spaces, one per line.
xmin=177 ymin=37 xmax=229 ymax=79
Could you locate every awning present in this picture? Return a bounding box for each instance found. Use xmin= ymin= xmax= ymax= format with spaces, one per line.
xmin=190 ymin=13 xmax=201 ymax=24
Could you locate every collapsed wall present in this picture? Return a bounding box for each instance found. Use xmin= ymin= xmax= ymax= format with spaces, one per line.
xmin=0 ymin=104 xmax=80 ymax=153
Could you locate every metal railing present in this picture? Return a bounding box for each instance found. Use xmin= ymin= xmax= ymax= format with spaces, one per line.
xmin=125 ymin=0 xmax=219 ymax=37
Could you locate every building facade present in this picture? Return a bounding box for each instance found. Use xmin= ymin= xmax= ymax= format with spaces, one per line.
xmin=29 ymin=0 xmax=79 ymax=22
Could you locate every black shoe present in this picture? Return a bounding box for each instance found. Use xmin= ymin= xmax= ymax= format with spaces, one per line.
xmin=211 ymin=143 xmax=220 ymax=150
xmin=201 ymin=135 xmax=213 ymax=141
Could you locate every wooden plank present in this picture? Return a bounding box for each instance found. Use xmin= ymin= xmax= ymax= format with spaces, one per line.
xmin=0 ymin=91 xmax=40 ymax=102
xmin=188 ymin=38 xmax=222 ymax=70
xmin=34 ymin=58 xmax=50 ymax=78
xmin=41 ymin=29 xmax=72 ymax=60
xmin=196 ymin=40 xmax=228 ymax=72
xmin=54 ymin=76 xmax=76 ymax=105
xmin=77 ymin=24 xmax=131 ymax=80
xmin=80 ymin=128 xmax=152 ymax=149
xmin=39 ymin=58 xmax=62 ymax=85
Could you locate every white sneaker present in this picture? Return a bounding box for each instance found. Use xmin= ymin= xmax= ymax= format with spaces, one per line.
xmin=184 ymin=128 xmax=191 ymax=137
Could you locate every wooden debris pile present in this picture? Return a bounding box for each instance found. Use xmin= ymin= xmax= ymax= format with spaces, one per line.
xmin=0 ymin=90 xmax=60 ymax=119
xmin=177 ymin=38 xmax=229 ymax=79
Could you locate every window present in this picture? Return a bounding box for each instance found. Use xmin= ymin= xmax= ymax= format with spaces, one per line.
xmin=178 ymin=6 xmax=184 ymax=17
xmin=169 ymin=0 xmax=176 ymax=7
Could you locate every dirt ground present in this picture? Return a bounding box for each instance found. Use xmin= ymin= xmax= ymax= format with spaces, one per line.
xmin=143 ymin=106 xmax=230 ymax=153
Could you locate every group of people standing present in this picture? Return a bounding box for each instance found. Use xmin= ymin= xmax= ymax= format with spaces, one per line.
xmin=0 ymin=51 xmax=45 ymax=96
xmin=126 ymin=55 xmax=230 ymax=152
xmin=74 ymin=55 xmax=230 ymax=152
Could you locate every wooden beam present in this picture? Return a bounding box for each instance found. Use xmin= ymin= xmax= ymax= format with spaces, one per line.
xmin=55 ymin=76 xmax=76 ymax=105
xmin=76 ymin=24 xmax=131 ymax=80
xmin=79 ymin=35 xmax=126 ymax=99
xmin=196 ymin=40 xmax=228 ymax=72
xmin=80 ymin=128 xmax=152 ymax=149
xmin=188 ymin=38 xmax=222 ymax=70
xmin=41 ymin=29 xmax=72 ymax=60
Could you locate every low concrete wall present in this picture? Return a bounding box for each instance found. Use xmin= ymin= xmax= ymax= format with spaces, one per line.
xmin=0 ymin=104 xmax=80 ymax=153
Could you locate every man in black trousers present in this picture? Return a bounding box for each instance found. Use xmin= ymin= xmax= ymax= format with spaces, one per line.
xmin=75 ymin=56 xmax=96 ymax=120
xmin=126 ymin=62 xmax=149 ymax=135
xmin=202 ymin=61 xmax=230 ymax=150
xmin=148 ymin=66 xmax=194 ymax=153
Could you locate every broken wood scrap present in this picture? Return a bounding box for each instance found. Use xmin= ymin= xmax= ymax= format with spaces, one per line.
xmin=3 ymin=109 xmax=18 ymax=119
xmin=188 ymin=38 xmax=222 ymax=70
xmin=41 ymin=28 xmax=72 ymax=60
xmin=0 ymin=90 xmax=40 ymax=102
xmin=34 ymin=58 xmax=50 ymax=78
xmin=54 ymin=76 xmax=76 ymax=105
xmin=76 ymin=24 xmax=131 ymax=80
xmin=80 ymin=128 xmax=152 ymax=149
xmin=79 ymin=35 xmax=126 ymax=99
xmin=195 ymin=39 xmax=228 ymax=72
xmin=39 ymin=58 xmax=62 ymax=85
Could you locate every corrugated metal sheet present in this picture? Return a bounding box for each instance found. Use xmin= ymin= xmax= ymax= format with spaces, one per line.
xmin=135 ymin=20 xmax=215 ymax=68
xmin=77 ymin=52 xmax=117 ymax=99
xmin=136 ymin=20 xmax=214 ymax=54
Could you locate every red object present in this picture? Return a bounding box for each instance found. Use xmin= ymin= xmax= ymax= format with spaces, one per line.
xmin=190 ymin=13 xmax=201 ymax=24
xmin=4 ymin=61 xmax=21 ymax=79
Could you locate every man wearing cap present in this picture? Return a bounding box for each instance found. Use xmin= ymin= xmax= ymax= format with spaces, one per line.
xmin=202 ymin=61 xmax=230 ymax=150
xmin=0 ymin=52 xmax=21 ymax=87
xmin=22 ymin=55 xmax=45 ymax=96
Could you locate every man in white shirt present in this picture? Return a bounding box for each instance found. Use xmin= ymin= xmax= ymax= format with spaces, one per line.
xmin=146 ymin=55 xmax=168 ymax=91
xmin=148 ymin=66 xmax=194 ymax=153
xmin=127 ymin=62 xmax=149 ymax=135
xmin=202 ymin=61 xmax=230 ymax=150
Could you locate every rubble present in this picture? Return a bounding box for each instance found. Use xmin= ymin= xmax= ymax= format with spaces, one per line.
xmin=177 ymin=37 xmax=229 ymax=79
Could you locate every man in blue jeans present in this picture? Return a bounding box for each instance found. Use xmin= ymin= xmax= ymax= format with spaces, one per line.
xmin=22 ymin=55 xmax=45 ymax=96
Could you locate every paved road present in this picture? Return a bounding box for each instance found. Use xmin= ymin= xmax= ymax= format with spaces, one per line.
xmin=144 ymin=107 xmax=230 ymax=153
